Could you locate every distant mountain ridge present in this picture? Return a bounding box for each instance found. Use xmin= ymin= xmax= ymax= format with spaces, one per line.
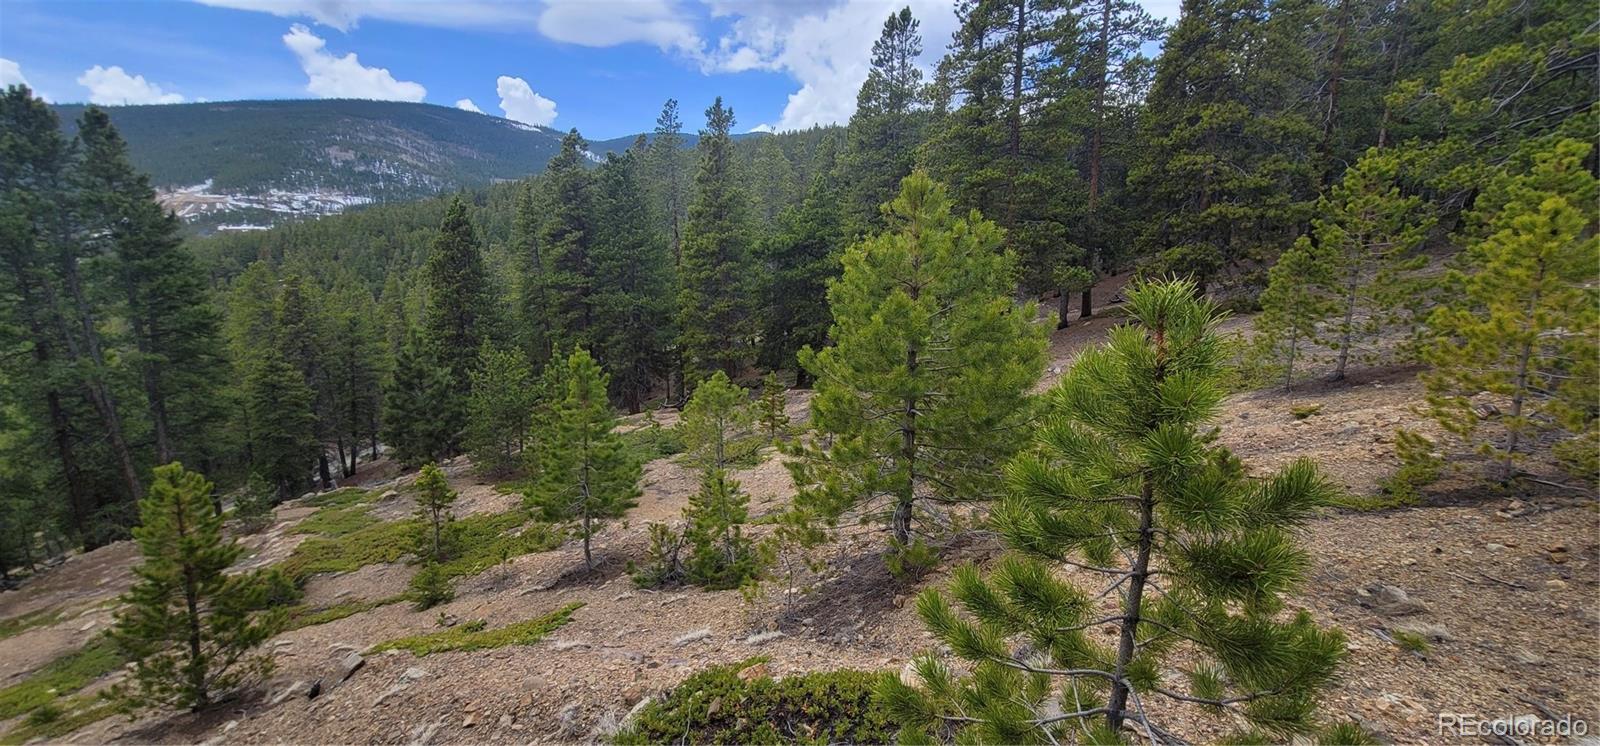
xmin=48 ymin=99 xmax=767 ymax=231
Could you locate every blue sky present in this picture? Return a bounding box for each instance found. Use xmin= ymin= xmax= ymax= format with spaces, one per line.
xmin=0 ymin=0 xmax=1181 ymax=140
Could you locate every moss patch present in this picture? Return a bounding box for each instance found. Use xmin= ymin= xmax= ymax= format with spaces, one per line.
xmin=279 ymin=518 xmax=419 ymax=582
xmin=0 ymin=637 xmax=122 ymax=720
xmin=0 ymin=608 xmax=64 ymax=642
xmin=370 ymin=603 xmax=582 ymax=656
xmin=0 ymin=696 xmax=117 ymax=745
xmin=613 ymin=658 xmax=895 ymax=745
xmin=285 ymin=595 xmax=407 ymax=631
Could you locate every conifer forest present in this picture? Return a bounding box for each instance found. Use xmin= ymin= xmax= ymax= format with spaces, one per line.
xmin=0 ymin=0 xmax=1594 ymax=743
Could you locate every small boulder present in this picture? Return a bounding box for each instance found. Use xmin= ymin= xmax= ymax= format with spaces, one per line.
xmin=1365 ymin=584 xmax=1429 ymax=616
xmin=743 ymin=631 xmax=785 ymax=646
xmin=400 ymin=666 xmax=428 ymax=683
xmin=270 ymin=680 xmax=310 ymax=705
xmin=336 ymin=651 xmax=365 ymax=682
xmin=672 ymin=628 xmax=712 ymax=647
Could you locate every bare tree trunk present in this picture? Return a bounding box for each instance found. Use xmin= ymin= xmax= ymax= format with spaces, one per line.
xmin=894 ymin=345 xmax=919 ymax=546
xmin=1106 ymin=476 xmax=1154 ymax=731
xmin=55 ymin=257 xmax=144 ymax=500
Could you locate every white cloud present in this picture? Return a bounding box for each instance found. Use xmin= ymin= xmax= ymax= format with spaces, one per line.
xmin=496 ymin=76 xmax=557 ymax=126
xmin=193 ymin=0 xmax=540 ymax=32
xmin=701 ymin=1 xmax=958 ymax=131
xmin=455 ymin=98 xmax=484 ymax=113
xmin=535 ymin=0 xmax=703 ymax=56
xmin=746 ymin=123 xmax=775 ymax=133
xmin=0 ymin=58 xmax=30 ymax=89
xmin=282 ymin=24 xmax=426 ymax=101
xmin=76 ymin=65 xmax=185 ymax=105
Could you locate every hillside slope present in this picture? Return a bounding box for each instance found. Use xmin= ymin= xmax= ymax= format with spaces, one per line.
xmin=51 ymin=100 xmax=567 ymax=229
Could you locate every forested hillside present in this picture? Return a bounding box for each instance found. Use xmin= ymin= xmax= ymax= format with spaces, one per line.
xmin=0 ymin=0 xmax=1593 ymax=741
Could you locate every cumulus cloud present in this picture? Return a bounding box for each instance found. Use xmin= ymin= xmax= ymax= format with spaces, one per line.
xmin=700 ymin=0 xmax=958 ymax=130
xmin=455 ymin=98 xmax=484 ymax=113
xmin=282 ymin=24 xmax=426 ymax=101
xmin=192 ymin=0 xmax=540 ymax=32
xmin=0 ymin=58 xmax=30 ymax=89
xmin=496 ymin=76 xmax=557 ymax=126
xmin=77 ymin=65 xmax=185 ymax=105
xmin=535 ymin=0 xmax=703 ymax=55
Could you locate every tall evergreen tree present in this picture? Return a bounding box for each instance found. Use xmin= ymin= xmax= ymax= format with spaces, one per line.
xmin=526 ymin=348 xmax=641 ymax=570
xmin=788 ymin=172 xmax=1047 ymax=550
xmin=76 ymin=109 xmax=227 ymax=470
xmin=678 ymin=97 xmax=756 ymax=383
xmin=273 ymin=274 xmax=335 ymax=488
xmin=382 ymin=334 xmax=462 ymax=467
xmin=1132 ymin=0 xmax=1319 ymax=293
xmin=538 ymin=129 xmax=598 ymax=352
xmin=242 ymin=347 xmax=318 ymax=499
xmin=464 ymin=344 xmax=536 ymax=476
xmin=842 ymin=7 xmax=930 ymax=235
xmin=0 ymin=86 xmax=97 ymax=539
xmin=108 ymin=464 xmax=284 ymax=713
xmin=758 ymin=132 xmax=846 ymax=385
xmin=1422 ymin=138 xmax=1597 ymax=482
xmin=325 ymin=279 xmax=387 ymax=475
xmin=591 ymin=146 xmax=674 ymax=413
xmin=747 ymin=136 xmax=798 ymax=226
xmin=421 ymin=195 xmax=498 ymax=387
xmin=880 ymin=281 xmax=1347 ymax=743
xmin=647 ymin=99 xmax=690 ymax=262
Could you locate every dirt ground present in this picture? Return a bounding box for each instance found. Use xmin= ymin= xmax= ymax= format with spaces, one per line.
xmin=1 ymin=293 xmax=1595 ymax=745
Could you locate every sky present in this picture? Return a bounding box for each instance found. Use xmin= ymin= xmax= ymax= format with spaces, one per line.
xmin=0 ymin=0 xmax=1182 ymax=141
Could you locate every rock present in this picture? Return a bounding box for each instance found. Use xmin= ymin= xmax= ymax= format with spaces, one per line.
xmin=550 ymin=638 xmax=589 ymax=651
xmin=499 ymin=714 xmax=514 ymax=728
xmin=400 ymin=666 xmax=429 ymax=683
xmin=1395 ymin=622 xmax=1452 ymax=641
xmin=336 ymin=651 xmax=365 ymax=682
xmin=78 ymin=620 xmax=96 ymax=632
xmin=408 ymin=718 xmax=444 ymax=746
xmin=223 ymin=720 xmax=238 ymax=733
xmin=673 ymin=628 xmax=712 ymax=647
xmin=620 ymin=697 xmax=653 ymax=730
xmin=374 ymin=683 xmax=408 ymax=705
xmin=612 ymin=592 xmax=635 ymax=601
xmin=737 ymin=663 xmax=771 ymax=682
xmin=743 ymin=631 xmax=786 ymax=646
xmin=1513 ymin=648 xmax=1545 ymax=665
xmin=1546 ymin=579 xmax=1568 ymax=590
xmin=706 ymin=697 xmax=722 ymax=717
xmin=462 ymin=712 xmax=477 ymax=728
xmin=1365 ymin=584 xmax=1429 ymax=616
xmin=380 ymin=490 xmax=399 ymax=501
xmin=1485 ymin=543 xmax=1507 ymax=551
xmin=556 ymin=703 xmax=582 ymax=737
xmin=330 ymin=642 xmax=360 ymax=654
xmin=270 ymin=680 xmax=310 ymax=705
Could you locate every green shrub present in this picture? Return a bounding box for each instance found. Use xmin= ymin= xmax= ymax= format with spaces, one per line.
xmin=1291 ymin=404 xmax=1323 ymax=420
xmin=884 ymin=538 xmax=940 ymax=581
xmin=614 ymin=658 xmax=895 ymax=745
xmin=0 ymin=637 xmax=123 ymax=719
xmin=369 ymin=603 xmax=582 ymax=656
xmin=0 ymin=608 xmax=64 ymax=642
xmin=630 ymin=522 xmax=686 ymax=588
xmin=285 ymin=596 xmax=405 ymax=630
xmin=1391 ymin=629 xmax=1429 ymax=654
xmin=1370 ymin=428 xmax=1443 ymax=507
xmin=620 ymin=420 xmax=684 ymax=464
xmin=22 ymin=703 xmax=59 ymax=726
xmin=279 ymin=519 xmax=419 ymax=582
xmin=1319 ymin=721 xmax=1380 ymax=745
xmin=0 ymin=697 xmax=117 ymax=745
xmin=291 ymin=504 xmax=379 ymax=537
xmin=408 ymin=563 xmax=455 ymax=610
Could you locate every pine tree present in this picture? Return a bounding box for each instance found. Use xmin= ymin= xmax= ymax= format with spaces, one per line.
xmin=879 ymin=280 xmax=1347 ymax=743
xmin=421 ymin=195 xmax=498 ymax=389
xmin=758 ymin=373 xmax=790 ymax=443
xmin=511 ymin=181 xmax=553 ymax=365
xmin=1071 ymin=0 xmax=1164 ymax=319
xmin=108 ymin=463 xmax=284 ymax=713
xmin=788 ymin=172 xmax=1047 ymax=551
xmin=758 ymin=132 xmax=846 ymax=384
xmin=841 ymin=6 xmax=929 ymax=235
xmin=274 ymin=274 xmax=334 ymax=488
xmin=680 ymin=370 xmax=756 ymax=472
xmin=1253 ymin=239 xmax=1337 ymax=389
xmin=242 ymin=348 xmax=318 ymax=500
xmin=538 ymin=129 xmax=598 ymax=352
xmin=647 ymin=99 xmax=690 ymax=262
xmin=1422 ymin=138 xmax=1598 ymax=482
xmin=76 ymin=108 xmax=227 ymax=469
xmin=325 ymin=280 xmax=388 ymax=476
xmin=525 ymin=348 xmax=641 ymax=570
xmin=748 ymin=136 xmax=798 ymax=226
xmin=682 ymin=469 xmax=766 ymax=590
xmin=413 ymin=463 xmax=458 ymax=563
xmin=678 ymin=97 xmax=756 ymax=384
xmin=383 ymin=334 xmax=462 ymax=467
xmin=0 ymin=86 xmax=98 ymax=539
xmin=1313 ymin=149 xmax=1436 ymax=380
xmin=1132 ymin=0 xmax=1319 ymax=293
xmin=465 ymin=345 xmax=536 ymax=476
xmin=591 ymin=146 xmax=674 ymax=413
